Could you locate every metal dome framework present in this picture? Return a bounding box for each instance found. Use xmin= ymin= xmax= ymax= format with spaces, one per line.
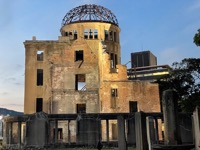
xmin=62 ymin=4 xmax=118 ymax=27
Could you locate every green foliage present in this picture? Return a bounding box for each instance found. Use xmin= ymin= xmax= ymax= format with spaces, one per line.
xmin=157 ymin=58 xmax=200 ymax=112
xmin=194 ymin=29 xmax=200 ymax=46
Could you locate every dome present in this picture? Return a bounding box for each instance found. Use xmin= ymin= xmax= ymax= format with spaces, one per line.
xmin=61 ymin=4 xmax=118 ymax=27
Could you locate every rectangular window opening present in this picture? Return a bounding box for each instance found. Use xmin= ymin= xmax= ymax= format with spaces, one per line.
xmin=84 ymin=29 xmax=88 ymax=39
xmin=111 ymin=88 xmax=117 ymax=108
xmin=115 ymin=54 xmax=118 ymax=66
xmin=129 ymin=101 xmax=138 ymax=113
xmin=36 ymin=98 xmax=43 ymax=112
xmin=75 ymin=50 xmax=84 ymax=61
xmin=110 ymin=53 xmax=115 ymax=69
xmin=114 ymin=32 xmax=117 ymax=42
xmin=37 ymin=69 xmax=43 ymax=86
xmin=110 ymin=31 xmax=113 ymax=41
xmin=65 ymin=32 xmax=69 ymax=36
xmin=74 ymin=30 xmax=78 ymax=40
xmin=94 ymin=29 xmax=98 ymax=39
xmin=75 ymin=74 xmax=86 ymax=91
xmin=37 ymin=50 xmax=44 ymax=61
xmin=89 ymin=29 xmax=93 ymax=39
xmin=105 ymin=30 xmax=109 ymax=40
xmin=77 ymin=104 xmax=86 ymax=113
xmin=53 ymin=128 xmax=63 ymax=141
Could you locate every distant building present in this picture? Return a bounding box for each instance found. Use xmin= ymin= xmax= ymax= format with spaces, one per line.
xmin=129 ymin=51 xmax=170 ymax=81
xmin=127 ymin=65 xmax=170 ymax=81
xmin=131 ymin=50 xmax=157 ymax=68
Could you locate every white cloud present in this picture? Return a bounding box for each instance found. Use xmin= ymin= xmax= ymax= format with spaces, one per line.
xmin=188 ymin=0 xmax=200 ymax=11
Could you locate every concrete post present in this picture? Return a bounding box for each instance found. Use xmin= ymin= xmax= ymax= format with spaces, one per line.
xmin=68 ymin=120 xmax=71 ymax=144
xmin=117 ymin=115 xmax=127 ymax=150
xmin=162 ymin=89 xmax=181 ymax=145
xmin=146 ymin=116 xmax=155 ymax=150
xmin=135 ymin=112 xmax=148 ymax=150
xmin=54 ymin=120 xmax=58 ymax=144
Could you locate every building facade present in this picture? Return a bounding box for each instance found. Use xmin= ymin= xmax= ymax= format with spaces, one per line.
xmin=131 ymin=50 xmax=157 ymax=68
xmin=24 ymin=5 xmax=160 ymax=115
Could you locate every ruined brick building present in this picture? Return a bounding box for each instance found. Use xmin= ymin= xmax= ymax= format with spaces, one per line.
xmin=23 ymin=4 xmax=160 ymax=141
xmin=24 ymin=4 xmax=160 ymax=115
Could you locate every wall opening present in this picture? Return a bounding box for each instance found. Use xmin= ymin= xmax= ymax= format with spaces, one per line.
xmin=109 ymin=31 xmax=113 ymax=41
xmin=89 ymin=29 xmax=93 ymax=39
xmin=75 ymin=50 xmax=84 ymax=61
xmin=84 ymin=29 xmax=89 ymax=39
xmin=37 ymin=50 xmax=44 ymax=61
xmin=77 ymin=104 xmax=86 ymax=113
xmin=105 ymin=30 xmax=109 ymax=40
xmin=94 ymin=29 xmax=98 ymax=39
xmin=75 ymin=74 xmax=86 ymax=91
xmin=53 ymin=128 xmax=63 ymax=142
xmin=36 ymin=98 xmax=43 ymax=112
xmin=74 ymin=30 xmax=78 ymax=40
xmin=112 ymin=123 xmax=118 ymax=140
xmin=129 ymin=101 xmax=138 ymax=113
xmin=114 ymin=32 xmax=117 ymax=42
xmin=111 ymin=88 xmax=118 ymax=108
xmin=37 ymin=69 xmax=43 ymax=86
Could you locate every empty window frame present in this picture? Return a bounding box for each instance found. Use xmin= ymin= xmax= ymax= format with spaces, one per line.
xmin=129 ymin=101 xmax=138 ymax=113
xmin=53 ymin=128 xmax=63 ymax=141
xmin=77 ymin=104 xmax=86 ymax=113
xmin=36 ymin=98 xmax=43 ymax=112
xmin=65 ymin=32 xmax=69 ymax=36
xmin=94 ymin=29 xmax=98 ymax=39
xmin=37 ymin=50 xmax=44 ymax=61
xmin=37 ymin=69 xmax=43 ymax=86
xmin=105 ymin=30 xmax=109 ymax=40
xmin=89 ymin=29 xmax=93 ymax=39
xmin=111 ymin=88 xmax=118 ymax=97
xmin=75 ymin=74 xmax=86 ymax=91
xmin=109 ymin=31 xmax=113 ymax=41
xmin=74 ymin=30 xmax=78 ymax=40
xmin=114 ymin=32 xmax=117 ymax=42
xmin=110 ymin=53 xmax=118 ymax=69
xmin=75 ymin=50 xmax=84 ymax=61
xmin=111 ymin=88 xmax=118 ymax=108
xmin=84 ymin=29 xmax=89 ymax=39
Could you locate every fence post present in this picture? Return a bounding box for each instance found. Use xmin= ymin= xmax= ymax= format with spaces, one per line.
xmin=135 ymin=112 xmax=148 ymax=150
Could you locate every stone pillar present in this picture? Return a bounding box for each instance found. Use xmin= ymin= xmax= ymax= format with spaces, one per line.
xmin=25 ymin=112 xmax=49 ymax=148
xmin=127 ymin=117 xmax=136 ymax=146
xmin=117 ymin=115 xmax=127 ymax=150
xmin=193 ymin=106 xmax=200 ymax=150
xmin=162 ymin=89 xmax=181 ymax=145
xmin=135 ymin=112 xmax=148 ymax=150
xmin=77 ymin=118 xmax=100 ymax=146
xmin=17 ymin=122 xmax=22 ymax=149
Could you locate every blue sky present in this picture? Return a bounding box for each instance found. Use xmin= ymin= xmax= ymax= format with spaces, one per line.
xmin=0 ymin=0 xmax=200 ymax=112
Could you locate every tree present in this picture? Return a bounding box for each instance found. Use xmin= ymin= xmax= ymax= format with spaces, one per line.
xmin=194 ymin=29 xmax=200 ymax=46
xmin=157 ymin=58 xmax=200 ymax=112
